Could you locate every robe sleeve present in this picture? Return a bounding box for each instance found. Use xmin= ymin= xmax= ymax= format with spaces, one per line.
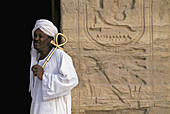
xmin=42 ymin=52 xmax=78 ymax=101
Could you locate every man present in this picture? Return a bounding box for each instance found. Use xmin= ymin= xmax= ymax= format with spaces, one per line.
xmin=29 ymin=19 xmax=78 ymax=114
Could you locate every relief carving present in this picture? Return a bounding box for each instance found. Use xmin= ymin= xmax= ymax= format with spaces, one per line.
xmin=86 ymin=0 xmax=145 ymax=46
xmin=60 ymin=0 xmax=170 ymax=113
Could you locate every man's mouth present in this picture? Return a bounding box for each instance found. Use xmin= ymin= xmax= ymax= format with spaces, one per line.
xmin=34 ymin=41 xmax=40 ymax=46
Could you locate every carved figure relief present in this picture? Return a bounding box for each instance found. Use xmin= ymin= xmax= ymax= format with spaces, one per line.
xmin=86 ymin=0 xmax=145 ymax=46
xmin=60 ymin=0 xmax=170 ymax=113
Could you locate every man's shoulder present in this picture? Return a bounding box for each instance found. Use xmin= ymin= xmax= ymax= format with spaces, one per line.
xmin=55 ymin=49 xmax=67 ymax=55
xmin=55 ymin=49 xmax=71 ymax=59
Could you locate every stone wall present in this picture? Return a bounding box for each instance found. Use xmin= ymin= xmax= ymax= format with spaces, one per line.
xmin=57 ymin=0 xmax=169 ymax=113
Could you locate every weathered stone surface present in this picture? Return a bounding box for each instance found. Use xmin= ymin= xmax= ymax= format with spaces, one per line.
xmin=56 ymin=0 xmax=170 ymax=113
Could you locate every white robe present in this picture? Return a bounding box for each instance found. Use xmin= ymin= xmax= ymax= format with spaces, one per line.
xmin=30 ymin=48 xmax=78 ymax=114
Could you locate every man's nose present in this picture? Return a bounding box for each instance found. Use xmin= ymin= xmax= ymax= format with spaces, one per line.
xmin=34 ymin=35 xmax=40 ymax=40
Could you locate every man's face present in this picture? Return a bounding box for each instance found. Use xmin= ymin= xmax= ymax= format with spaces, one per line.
xmin=33 ymin=28 xmax=52 ymax=52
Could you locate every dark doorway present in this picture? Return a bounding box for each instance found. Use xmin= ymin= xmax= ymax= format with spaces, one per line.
xmin=21 ymin=0 xmax=60 ymax=114
xmin=2 ymin=0 xmax=60 ymax=113
xmin=23 ymin=0 xmax=52 ymax=113
xmin=2 ymin=0 xmax=61 ymax=113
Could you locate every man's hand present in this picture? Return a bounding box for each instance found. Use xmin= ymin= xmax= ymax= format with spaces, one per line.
xmin=32 ymin=65 xmax=44 ymax=80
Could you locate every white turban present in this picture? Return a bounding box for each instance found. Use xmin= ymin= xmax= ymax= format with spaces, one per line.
xmin=32 ymin=19 xmax=58 ymax=39
xmin=29 ymin=19 xmax=58 ymax=94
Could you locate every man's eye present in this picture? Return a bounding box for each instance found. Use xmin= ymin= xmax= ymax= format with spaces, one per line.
xmin=34 ymin=34 xmax=37 ymax=38
xmin=39 ymin=35 xmax=43 ymax=38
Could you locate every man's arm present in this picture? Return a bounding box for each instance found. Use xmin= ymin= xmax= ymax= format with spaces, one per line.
xmin=41 ymin=53 xmax=78 ymax=101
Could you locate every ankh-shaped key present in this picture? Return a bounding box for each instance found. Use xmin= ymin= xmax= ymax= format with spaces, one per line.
xmin=42 ymin=33 xmax=68 ymax=68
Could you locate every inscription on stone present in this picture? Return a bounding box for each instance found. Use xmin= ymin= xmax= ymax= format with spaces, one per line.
xmin=59 ymin=0 xmax=170 ymax=113
xmin=86 ymin=0 xmax=145 ymax=46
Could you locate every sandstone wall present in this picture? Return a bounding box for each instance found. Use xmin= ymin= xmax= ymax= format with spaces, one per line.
xmin=57 ymin=0 xmax=169 ymax=113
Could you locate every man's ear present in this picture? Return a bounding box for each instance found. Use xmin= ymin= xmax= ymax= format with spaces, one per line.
xmin=48 ymin=36 xmax=54 ymax=47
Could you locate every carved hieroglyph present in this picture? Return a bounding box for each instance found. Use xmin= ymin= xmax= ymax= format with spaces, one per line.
xmin=59 ymin=0 xmax=170 ymax=113
xmin=86 ymin=0 xmax=145 ymax=46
